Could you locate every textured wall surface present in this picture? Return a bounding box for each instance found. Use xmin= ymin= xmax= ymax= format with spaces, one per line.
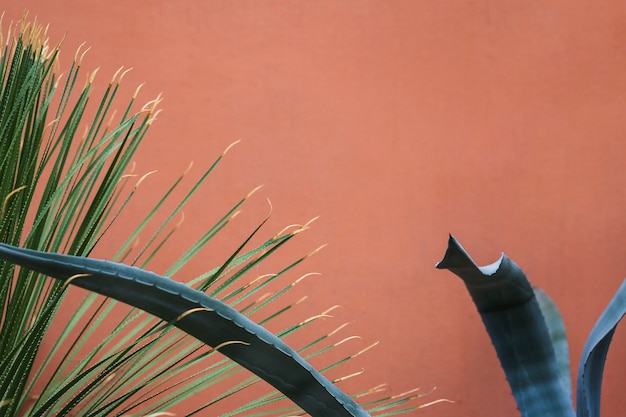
xmin=4 ymin=2 xmax=626 ymax=415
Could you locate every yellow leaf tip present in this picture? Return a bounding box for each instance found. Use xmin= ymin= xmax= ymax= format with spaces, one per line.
xmin=223 ymin=139 xmax=241 ymax=156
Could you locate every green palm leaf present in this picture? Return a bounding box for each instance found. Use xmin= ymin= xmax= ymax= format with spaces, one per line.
xmin=0 ymin=16 xmax=433 ymax=417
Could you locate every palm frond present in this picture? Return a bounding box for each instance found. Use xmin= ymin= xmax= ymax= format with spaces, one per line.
xmin=0 ymin=15 xmax=435 ymax=417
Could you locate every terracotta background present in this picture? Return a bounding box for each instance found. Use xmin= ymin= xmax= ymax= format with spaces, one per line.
xmin=4 ymin=2 xmax=626 ymax=416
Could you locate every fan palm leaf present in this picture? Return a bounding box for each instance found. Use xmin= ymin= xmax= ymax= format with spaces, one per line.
xmin=0 ymin=15 xmax=435 ymax=417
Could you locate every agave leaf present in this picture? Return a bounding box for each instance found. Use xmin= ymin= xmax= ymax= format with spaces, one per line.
xmin=533 ymin=287 xmax=572 ymax=397
xmin=0 ymin=243 xmax=371 ymax=417
xmin=576 ymin=279 xmax=626 ymax=417
xmin=436 ymin=235 xmax=575 ymax=417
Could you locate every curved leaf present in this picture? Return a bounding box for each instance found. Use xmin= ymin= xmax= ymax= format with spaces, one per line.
xmin=436 ymin=235 xmax=575 ymax=417
xmin=576 ymin=279 xmax=626 ymax=417
xmin=0 ymin=243 xmax=370 ymax=417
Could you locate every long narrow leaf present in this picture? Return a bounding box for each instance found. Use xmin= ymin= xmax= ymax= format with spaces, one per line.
xmin=576 ymin=279 xmax=626 ymax=417
xmin=0 ymin=243 xmax=371 ymax=417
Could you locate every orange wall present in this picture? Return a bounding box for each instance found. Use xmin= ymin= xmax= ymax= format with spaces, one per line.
xmin=4 ymin=2 xmax=626 ymax=416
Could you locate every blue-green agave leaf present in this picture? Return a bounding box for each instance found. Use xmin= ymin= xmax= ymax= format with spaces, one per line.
xmin=534 ymin=287 xmax=572 ymax=397
xmin=437 ymin=235 xmax=575 ymax=417
xmin=0 ymin=243 xmax=370 ymax=417
xmin=576 ymin=278 xmax=626 ymax=417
